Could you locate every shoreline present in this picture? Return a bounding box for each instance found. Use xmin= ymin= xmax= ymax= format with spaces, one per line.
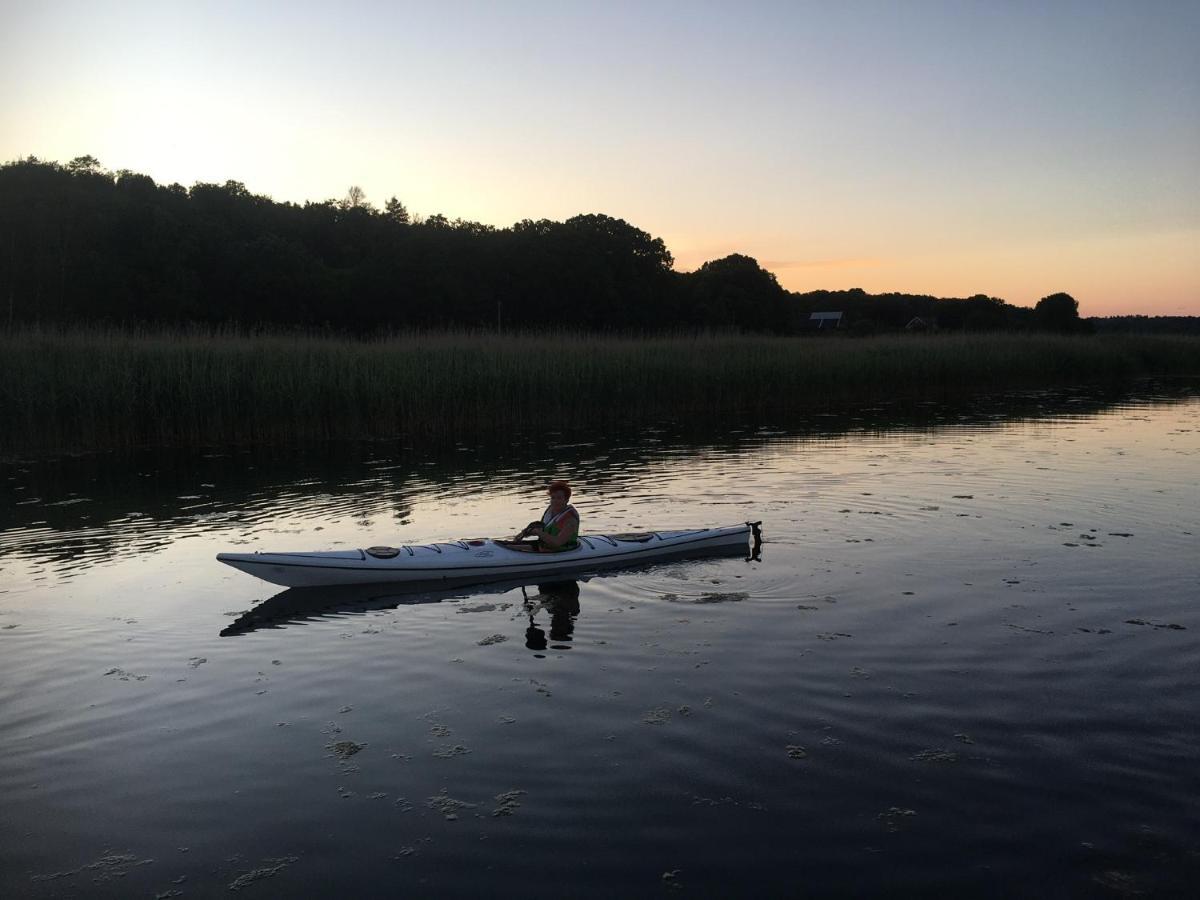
xmin=2 ymin=329 xmax=1197 ymax=455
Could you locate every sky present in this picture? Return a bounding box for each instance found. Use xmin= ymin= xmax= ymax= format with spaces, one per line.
xmin=2 ymin=0 xmax=1197 ymax=316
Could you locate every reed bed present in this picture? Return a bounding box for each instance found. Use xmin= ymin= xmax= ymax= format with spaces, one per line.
xmin=1 ymin=328 xmax=1197 ymax=454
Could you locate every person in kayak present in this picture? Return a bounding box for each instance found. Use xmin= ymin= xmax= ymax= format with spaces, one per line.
xmin=512 ymin=480 xmax=580 ymax=552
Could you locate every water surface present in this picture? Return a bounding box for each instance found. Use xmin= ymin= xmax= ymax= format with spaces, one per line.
xmin=2 ymin=384 xmax=1198 ymax=897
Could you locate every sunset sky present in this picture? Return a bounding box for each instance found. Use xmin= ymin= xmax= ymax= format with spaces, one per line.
xmin=3 ymin=0 xmax=1197 ymax=316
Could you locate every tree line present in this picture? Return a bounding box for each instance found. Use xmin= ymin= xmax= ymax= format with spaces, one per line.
xmin=1 ymin=156 xmax=1092 ymax=334
xmin=1090 ymin=316 xmax=1200 ymax=335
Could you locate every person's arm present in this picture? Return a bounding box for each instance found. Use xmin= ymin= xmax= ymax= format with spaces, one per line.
xmin=513 ymin=520 xmax=540 ymax=540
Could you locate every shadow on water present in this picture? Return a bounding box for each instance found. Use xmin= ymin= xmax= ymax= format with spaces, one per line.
xmin=1 ymin=379 xmax=1194 ymax=577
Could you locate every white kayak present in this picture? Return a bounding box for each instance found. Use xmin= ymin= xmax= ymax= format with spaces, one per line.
xmin=217 ymin=523 xmax=759 ymax=588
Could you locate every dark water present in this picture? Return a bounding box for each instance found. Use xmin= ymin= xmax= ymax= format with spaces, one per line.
xmin=2 ymin=384 xmax=1199 ymax=897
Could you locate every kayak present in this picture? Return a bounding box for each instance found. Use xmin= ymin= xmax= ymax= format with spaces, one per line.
xmin=217 ymin=523 xmax=760 ymax=588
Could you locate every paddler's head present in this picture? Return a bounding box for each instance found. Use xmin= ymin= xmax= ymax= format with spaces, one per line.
xmin=547 ymin=480 xmax=571 ymax=509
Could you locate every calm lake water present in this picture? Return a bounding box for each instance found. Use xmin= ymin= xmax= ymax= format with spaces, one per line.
xmin=2 ymin=383 xmax=1198 ymax=898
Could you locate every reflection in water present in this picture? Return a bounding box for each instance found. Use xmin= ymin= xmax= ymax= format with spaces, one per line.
xmin=747 ymin=521 xmax=763 ymax=561
xmin=2 ymin=383 xmax=1199 ymax=899
xmin=222 ymin=575 xmax=590 ymax=651
xmin=219 ymin=582 xmax=452 ymax=636
xmin=522 ymin=581 xmax=581 ymax=653
xmin=220 ymin=575 xmax=586 ymax=644
xmin=3 ymin=380 xmax=1197 ymax=581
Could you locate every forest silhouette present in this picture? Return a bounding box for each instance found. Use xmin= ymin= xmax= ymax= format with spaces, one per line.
xmin=0 ymin=156 xmax=1095 ymax=334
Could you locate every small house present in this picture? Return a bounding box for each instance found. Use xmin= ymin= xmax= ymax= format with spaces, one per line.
xmin=808 ymin=311 xmax=843 ymax=330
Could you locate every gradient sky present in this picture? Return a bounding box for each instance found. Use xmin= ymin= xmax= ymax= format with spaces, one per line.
xmin=3 ymin=0 xmax=1197 ymax=315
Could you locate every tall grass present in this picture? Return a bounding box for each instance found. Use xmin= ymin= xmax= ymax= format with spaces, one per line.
xmin=1 ymin=327 xmax=1197 ymax=454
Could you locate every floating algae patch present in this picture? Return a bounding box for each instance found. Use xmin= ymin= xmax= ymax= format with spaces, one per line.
xmin=430 ymin=723 xmax=451 ymax=737
xmin=427 ymin=790 xmax=476 ymax=821
xmin=691 ymin=794 xmax=767 ymax=811
xmin=786 ymin=745 xmax=808 ymax=759
xmin=1004 ymin=623 xmax=1054 ymax=635
xmin=642 ymin=707 xmax=672 ymax=725
xmin=327 ymin=740 xmax=365 ymax=759
xmin=878 ymin=808 xmax=917 ymax=833
xmin=32 ymin=851 xmax=155 ymax=883
xmin=1092 ymin=870 xmax=1144 ymax=896
xmin=456 ymin=603 xmax=498 ymax=614
xmin=1126 ymin=619 xmax=1186 ymax=630
xmin=432 ymin=744 xmax=471 ymax=759
xmin=911 ymin=748 xmax=958 ymax=763
xmin=103 ymin=667 xmax=148 ymax=681
xmin=477 ymin=634 xmax=507 ymax=646
xmin=227 ymin=856 xmax=300 ymax=891
xmin=664 ymin=591 xmax=749 ymax=605
xmin=491 ymin=789 xmax=526 ymax=817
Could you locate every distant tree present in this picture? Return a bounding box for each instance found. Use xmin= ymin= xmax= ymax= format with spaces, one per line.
xmin=1035 ymin=292 xmax=1081 ymax=332
xmin=66 ymin=155 xmax=103 ymax=175
xmin=1090 ymin=315 xmax=1200 ymax=335
xmin=116 ymin=170 xmax=157 ymax=196
xmin=564 ymin=214 xmax=674 ymax=270
xmin=686 ymin=254 xmax=788 ymax=332
xmin=343 ymin=185 xmax=370 ymax=210
xmin=384 ymin=196 xmax=409 ymax=224
xmin=452 ymin=218 xmax=494 ymax=235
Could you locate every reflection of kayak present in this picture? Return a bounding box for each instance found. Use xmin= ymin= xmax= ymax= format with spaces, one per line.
xmin=219 ymin=581 xmax=491 ymax=636
xmin=217 ymin=523 xmax=759 ymax=588
xmin=219 ymin=575 xmax=582 ymax=637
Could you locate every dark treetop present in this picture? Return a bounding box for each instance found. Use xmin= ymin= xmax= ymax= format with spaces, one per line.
xmin=1 ymin=156 xmax=1099 ymax=334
